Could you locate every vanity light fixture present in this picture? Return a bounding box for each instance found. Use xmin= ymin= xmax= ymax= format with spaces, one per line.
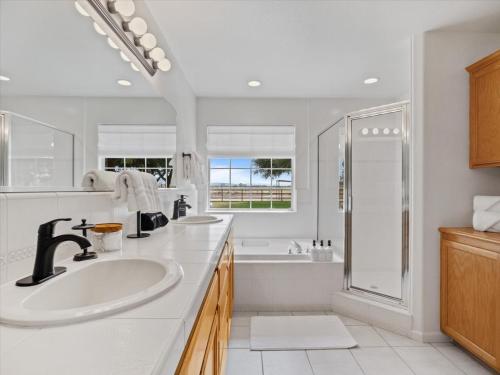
xmin=124 ymin=17 xmax=147 ymax=37
xmin=149 ymin=47 xmax=165 ymax=62
xmin=383 ymin=128 xmax=390 ymax=135
xmin=248 ymin=80 xmax=262 ymax=87
xmin=139 ymin=33 xmax=157 ymax=50
xmin=0 ymin=75 xmax=10 ymax=81
xmin=107 ymin=37 xmax=119 ymax=49
xmin=76 ymin=0 xmax=172 ymax=76
xmin=372 ymin=128 xmax=379 ymax=135
xmin=363 ymin=77 xmax=379 ymax=85
xmin=93 ymin=22 xmax=107 ymax=36
xmin=108 ymin=0 xmax=135 ymax=19
xmin=117 ymin=79 xmax=132 ymax=86
xmin=393 ymin=128 xmax=400 ymax=135
xmin=361 ymin=128 xmax=369 ymax=135
xmin=74 ymin=1 xmax=90 ymax=17
xmin=156 ymin=58 xmax=172 ymax=72
xmin=120 ymin=51 xmax=131 ymax=62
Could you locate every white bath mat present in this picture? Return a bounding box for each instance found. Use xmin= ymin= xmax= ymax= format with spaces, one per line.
xmin=250 ymin=315 xmax=357 ymax=350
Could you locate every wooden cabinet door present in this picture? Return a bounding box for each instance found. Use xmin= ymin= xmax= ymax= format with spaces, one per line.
xmin=201 ymin=318 xmax=218 ymax=375
xmin=467 ymin=50 xmax=500 ymax=168
xmin=441 ymin=239 xmax=499 ymax=369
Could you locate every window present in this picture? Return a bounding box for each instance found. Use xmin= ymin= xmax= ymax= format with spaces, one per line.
xmin=97 ymin=124 xmax=176 ymax=188
xmin=208 ymin=157 xmax=293 ymax=210
xmin=103 ymin=157 xmax=174 ymax=188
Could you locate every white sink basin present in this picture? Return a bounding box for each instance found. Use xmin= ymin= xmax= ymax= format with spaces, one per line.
xmin=174 ymin=215 xmax=223 ymax=224
xmin=0 ymin=258 xmax=183 ymax=327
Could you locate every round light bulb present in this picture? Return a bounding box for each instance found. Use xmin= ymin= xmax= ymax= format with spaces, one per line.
xmin=107 ymin=37 xmax=119 ymax=49
xmin=93 ymin=22 xmax=106 ymax=36
xmin=383 ymin=128 xmax=390 ymax=135
xmin=372 ymin=128 xmax=379 ymax=135
xmin=120 ymin=51 xmax=130 ymax=62
xmin=364 ymin=77 xmax=379 ymax=85
xmin=247 ymin=80 xmax=262 ymax=87
xmin=130 ymin=63 xmax=140 ymax=72
xmin=157 ymin=58 xmax=172 ymax=72
xmin=74 ymin=1 xmax=89 ymax=17
xmin=149 ymin=47 xmax=165 ymax=62
xmin=126 ymin=17 xmax=147 ymax=36
xmin=139 ymin=33 xmax=157 ymax=51
xmin=361 ymin=128 xmax=369 ymax=136
xmin=117 ymin=79 xmax=131 ymax=86
xmin=393 ymin=128 xmax=400 ymax=135
xmin=112 ymin=0 xmax=135 ymax=18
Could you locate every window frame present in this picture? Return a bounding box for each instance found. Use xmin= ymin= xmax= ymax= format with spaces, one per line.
xmin=206 ymin=156 xmax=296 ymax=213
xmin=99 ymin=155 xmax=175 ymax=188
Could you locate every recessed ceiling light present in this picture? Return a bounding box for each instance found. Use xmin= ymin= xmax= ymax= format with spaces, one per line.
xmin=248 ymin=80 xmax=261 ymax=88
xmin=74 ymin=1 xmax=89 ymax=17
xmin=0 ymin=75 xmax=10 ymax=81
xmin=363 ymin=77 xmax=379 ymax=85
xmin=117 ymin=79 xmax=131 ymax=86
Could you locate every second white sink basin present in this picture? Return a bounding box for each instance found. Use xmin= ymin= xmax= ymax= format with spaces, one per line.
xmin=174 ymin=215 xmax=223 ymax=224
xmin=0 ymin=258 xmax=183 ymax=327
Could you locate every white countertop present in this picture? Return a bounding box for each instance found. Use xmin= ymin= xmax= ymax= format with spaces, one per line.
xmin=0 ymin=215 xmax=233 ymax=375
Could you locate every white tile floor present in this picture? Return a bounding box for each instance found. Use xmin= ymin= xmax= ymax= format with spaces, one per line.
xmin=226 ymin=311 xmax=498 ymax=375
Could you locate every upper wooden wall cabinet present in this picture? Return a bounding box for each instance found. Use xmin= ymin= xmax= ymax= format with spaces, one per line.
xmin=467 ymin=49 xmax=500 ymax=168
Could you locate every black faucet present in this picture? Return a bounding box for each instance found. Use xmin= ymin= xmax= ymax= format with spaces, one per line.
xmin=16 ymin=218 xmax=93 ymax=287
xmin=172 ymin=195 xmax=192 ymax=220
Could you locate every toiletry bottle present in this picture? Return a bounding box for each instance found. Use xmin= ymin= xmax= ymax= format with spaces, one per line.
xmin=325 ymin=240 xmax=333 ymax=262
xmin=319 ymin=240 xmax=325 ymax=262
xmin=311 ymin=240 xmax=318 ymax=261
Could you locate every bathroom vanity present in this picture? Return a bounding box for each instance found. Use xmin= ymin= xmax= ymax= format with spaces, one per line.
xmin=176 ymin=229 xmax=234 ymax=375
xmin=439 ymin=227 xmax=500 ymax=372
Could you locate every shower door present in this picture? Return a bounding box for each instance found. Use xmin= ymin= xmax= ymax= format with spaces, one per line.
xmin=345 ymin=102 xmax=409 ymax=305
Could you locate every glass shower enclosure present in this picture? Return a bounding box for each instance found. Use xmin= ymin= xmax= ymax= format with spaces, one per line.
xmin=0 ymin=111 xmax=75 ymax=188
xmin=318 ymin=102 xmax=410 ymax=306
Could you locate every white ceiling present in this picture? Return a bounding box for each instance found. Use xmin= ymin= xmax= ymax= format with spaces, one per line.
xmin=0 ymin=0 xmax=158 ymax=97
xmin=145 ymin=0 xmax=500 ymax=98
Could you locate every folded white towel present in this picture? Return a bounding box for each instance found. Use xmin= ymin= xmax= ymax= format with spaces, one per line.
xmin=473 ymin=196 xmax=500 ymax=213
xmin=473 ymin=210 xmax=500 ymax=232
xmin=113 ymin=170 xmax=161 ymax=212
xmin=81 ymin=170 xmax=117 ymax=191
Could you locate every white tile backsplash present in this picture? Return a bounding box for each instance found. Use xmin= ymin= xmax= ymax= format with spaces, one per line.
xmin=0 ymin=191 xmax=175 ymax=285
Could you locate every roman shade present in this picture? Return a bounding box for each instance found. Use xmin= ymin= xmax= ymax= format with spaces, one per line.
xmin=206 ymin=125 xmax=295 ymax=157
xmin=98 ymin=124 xmax=176 ymax=157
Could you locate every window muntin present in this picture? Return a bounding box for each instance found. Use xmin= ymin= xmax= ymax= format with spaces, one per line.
xmin=209 ymin=157 xmax=293 ymax=210
xmin=102 ymin=157 xmax=174 ymax=188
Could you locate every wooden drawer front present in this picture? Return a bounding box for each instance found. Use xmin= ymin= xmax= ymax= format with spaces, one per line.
xmin=178 ymin=271 xmax=219 ymax=375
xmin=441 ymin=240 xmax=499 ymax=368
xmin=201 ymin=318 xmax=218 ymax=375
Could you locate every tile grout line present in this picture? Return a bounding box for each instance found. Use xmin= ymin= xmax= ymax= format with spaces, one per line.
xmin=388 ymin=346 xmax=418 ymax=375
xmin=348 ymin=349 xmax=368 ymax=375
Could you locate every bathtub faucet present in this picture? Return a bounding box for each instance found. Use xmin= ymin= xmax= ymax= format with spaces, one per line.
xmin=289 ymin=240 xmax=303 ymax=254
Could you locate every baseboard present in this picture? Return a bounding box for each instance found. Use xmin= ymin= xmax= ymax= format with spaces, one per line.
xmin=409 ymin=329 xmax=451 ymax=343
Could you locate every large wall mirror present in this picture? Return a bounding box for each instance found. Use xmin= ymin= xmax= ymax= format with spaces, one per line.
xmin=0 ymin=0 xmax=176 ymax=192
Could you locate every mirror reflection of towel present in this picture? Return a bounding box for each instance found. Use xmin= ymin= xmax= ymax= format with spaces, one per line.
xmin=113 ymin=170 xmax=160 ymax=212
xmin=81 ymin=170 xmax=116 ymax=191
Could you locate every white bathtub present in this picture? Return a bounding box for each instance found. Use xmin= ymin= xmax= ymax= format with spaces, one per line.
xmin=233 ymin=238 xmax=344 ymax=311
xmin=234 ymin=238 xmax=343 ymax=263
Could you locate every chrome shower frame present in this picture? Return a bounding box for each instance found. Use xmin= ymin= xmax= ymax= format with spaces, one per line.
xmin=344 ymin=101 xmax=410 ymax=307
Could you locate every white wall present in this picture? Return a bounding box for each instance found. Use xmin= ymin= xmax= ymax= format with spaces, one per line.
xmin=1 ymin=96 xmax=176 ymax=184
xmin=412 ymin=31 xmax=500 ymax=341
xmin=196 ymin=97 xmax=392 ymax=238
